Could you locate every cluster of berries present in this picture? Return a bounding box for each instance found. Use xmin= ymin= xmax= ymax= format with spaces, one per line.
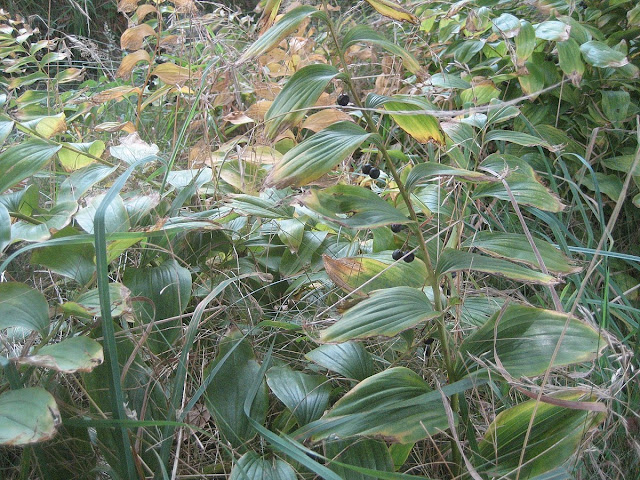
xmin=392 ymin=249 xmax=415 ymax=263
xmin=361 ymin=163 xmax=380 ymax=179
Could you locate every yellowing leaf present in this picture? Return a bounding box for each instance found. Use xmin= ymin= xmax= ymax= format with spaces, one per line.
xmin=55 ymin=67 xmax=85 ymax=84
xmin=91 ymin=86 xmax=142 ymax=104
xmin=135 ymin=4 xmax=158 ymax=21
xmin=58 ymin=140 xmax=106 ymax=171
xmin=223 ymin=111 xmax=254 ymax=125
xmin=35 ymin=113 xmax=66 ymax=138
xmin=245 ymin=100 xmax=272 ymax=122
xmin=118 ymin=0 xmax=139 ymax=13
xmin=94 ymin=121 xmax=137 ymax=133
xmin=384 ymin=100 xmax=443 ymax=144
xmin=364 ymin=0 xmax=418 ymax=24
xmin=170 ymin=0 xmax=198 ymax=14
xmin=302 ymin=109 xmax=353 ymax=132
xmin=151 ymin=63 xmax=194 ymax=84
xmin=120 ymin=24 xmax=156 ymax=50
xmin=116 ymin=49 xmax=151 ymax=79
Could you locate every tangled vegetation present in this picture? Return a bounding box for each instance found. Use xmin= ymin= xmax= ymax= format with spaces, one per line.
xmin=1 ymin=0 xmax=639 ymax=478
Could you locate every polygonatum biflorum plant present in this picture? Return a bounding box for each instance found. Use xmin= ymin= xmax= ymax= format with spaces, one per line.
xmin=1 ymin=0 xmax=639 ymax=478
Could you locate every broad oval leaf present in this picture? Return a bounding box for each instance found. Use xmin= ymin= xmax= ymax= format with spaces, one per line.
xmin=484 ymin=130 xmax=556 ymax=151
xmin=238 ymin=6 xmax=326 ymax=64
xmin=30 ymin=227 xmax=96 ymax=284
xmin=75 ymin=193 xmax=130 ymax=234
xmin=264 ymin=64 xmax=340 ymax=140
xmin=323 ymin=252 xmax=429 ymax=297
xmin=326 ymin=439 xmax=394 ymax=479
xmin=230 ymin=451 xmax=296 ymax=480
xmin=264 ymin=122 xmax=374 ymax=188
xmin=0 ymin=282 xmax=49 ymax=333
xmin=534 ymin=21 xmax=570 ymax=41
xmin=298 ymin=367 xmax=453 ymax=443
xmin=342 ymin=26 xmax=421 ymax=74
xmin=493 ymin=13 xmax=521 ymax=38
xmin=116 ymin=49 xmax=151 ymax=79
xmin=204 ymin=328 xmax=268 ymax=449
xmin=57 ymin=140 xmax=106 ymax=171
xmin=455 ymin=304 xmax=603 ymax=379
xmin=320 ymin=287 xmax=436 ymax=342
xmin=120 ymin=24 xmax=156 ymax=50
xmin=0 ymin=387 xmax=61 ymax=445
xmin=0 ymin=140 xmax=61 ymax=194
xmin=515 ymin=21 xmax=536 ymax=65
xmin=557 ymin=39 xmax=584 ymax=86
xmin=15 ymin=336 xmax=103 ymax=373
xmin=437 ymin=249 xmax=558 ymax=285
xmin=305 ymin=342 xmax=375 ymax=381
xmin=123 ymin=259 xmax=192 ymax=353
xmin=462 ymin=232 xmax=581 ymax=276
xmin=61 ymin=282 xmax=131 ymax=320
xmin=477 ymin=391 xmax=606 ymax=479
xmin=266 ymin=365 xmax=331 ymax=426
xmin=299 ymin=185 xmax=410 ymax=229
xmin=580 ymin=41 xmax=629 ymax=68
xmin=383 ymin=99 xmax=444 ymax=144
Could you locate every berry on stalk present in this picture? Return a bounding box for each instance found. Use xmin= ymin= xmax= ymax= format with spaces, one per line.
xmin=362 ymin=163 xmax=372 ymax=175
xmin=337 ymin=93 xmax=350 ymax=106
xmin=369 ymin=167 xmax=380 ymax=179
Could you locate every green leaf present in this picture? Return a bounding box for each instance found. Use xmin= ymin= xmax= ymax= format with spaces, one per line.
xmin=475 ymin=154 xmax=565 ymax=212
xmin=16 ymin=336 xmax=103 ymax=373
xmin=342 ymin=26 xmax=421 ymax=74
xmin=580 ymin=41 xmax=629 ymax=68
xmin=580 ymin=172 xmax=623 ymax=202
xmin=238 ymin=6 xmax=326 ymax=63
xmin=75 ymin=193 xmax=130 ymax=234
xmin=300 ymin=185 xmax=410 ymax=229
xmin=430 ymin=73 xmax=471 ymax=89
xmin=0 ymin=203 xmax=9 ymax=253
xmin=0 ymin=116 xmax=14 ymax=145
xmin=515 ymin=21 xmax=536 ymax=65
xmin=0 ymin=387 xmax=60 ymax=445
xmin=484 ymin=130 xmax=556 ymax=151
xmin=204 ymin=328 xmax=268 ymax=449
xmin=264 ymin=64 xmax=340 ymax=140
xmin=264 ymin=122 xmax=375 ymax=188
xmin=455 ymin=304 xmax=603 ymax=379
xmin=0 ymin=282 xmax=49 ymax=333
xmin=305 ymin=342 xmax=375 ymax=381
xmin=323 ymin=252 xmax=429 ymax=297
xmin=61 ymin=283 xmax=131 ymax=320
xmin=57 ymin=163 xmax=118 ymax=203
xmin=436 ymin=249 xmax=558 ymax=285
xmin=298 ymin=367 xmax=452 ymax=444
xmin=534 ymin=21 xmax=570 ymax=41
xmin=557 ymin=39 xmax=584 ymax=85
xmin=123 ymin=259 xmax=192 ymax=353
xmin=0 ymin=140 xmax=61 ymax=194
xmin=405 ymin=162 xmax=495 ymax=191
xmin=601 ymin=90 xmax=630 ymax=123
xmin=266 ymin=365 xmax=331 ymax=426
xmin=477 ymin=391 xmax=606 ymax=479
xmin=462 ymin=232 xmax=581 ymax=275
xmin=230 ymin=451 xmax=297 ymax=480
xmin=459 ymin=296 xmax=506 ymax=328
xmin=30 ymin=227 xmax=96 ymax=284
xmin=326 ymin=439 xmax=394 ymax=480
xmin=493 ymin=13 xmax=521 ymax=38
xmin=319 ymin=287 xmax=437 ymax=342
xmin=57 ymin=141 xmax=105 ymax=171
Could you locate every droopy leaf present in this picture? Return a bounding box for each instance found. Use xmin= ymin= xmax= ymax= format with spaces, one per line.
xmin=238 ymin=6 xmax=326 ymax=63
xmin=15 ymin=336 xmax=103 ymax=373
xmin=484 ymin=130 xmax=556 ymax=151
xmin=404 ymin=162 xmax=495 ymax=191
xmin=264 ymin=122 xmax=374 ymax=188
xmin=323 ymin=253 xmax=428 ymax=297
xmin=462 ymin=232 xmax=581 ymax=275
xmin=266 ymin=365 xmax=331 ymax=426
xmin=30 ymin=227 xmax=96 ymax=284
xmin=437 ymin=249 xmax=558 ymax=285
xmin=363 ymin=0 xmax=418 ymax=24
xmin=264 ymin=64 xmax=340 ymax=140
xmin=204 ymin=328 xmax=268 ymax=449
xmin=455 ymin=304 xmax=603 ymax=379
xmin=230 ymin=451 xmax=297 ymax=480
xmin=305 ymin=342 xmax=375 ymax=381
xmin=0 ymin=140 xmax=61 ymax=194
xmin=0 ymin=388 xmax=60 ymax=445
xmin=297 ymin=367 xmax=452 ymax=443
xmin=0 ymin=282 xmax=49 ymax=333
xmin=57 ymin=140 xmax=106 ymax=172
xmin=319 ymin=287 xmax=437 ymax=342
xmin=477 ymin=392 xmax=606 ymax=479
xmin=299 ymin=185 xmax=410 ymax=229
xmin=342 ymin=26 xmax=421 ymax=74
